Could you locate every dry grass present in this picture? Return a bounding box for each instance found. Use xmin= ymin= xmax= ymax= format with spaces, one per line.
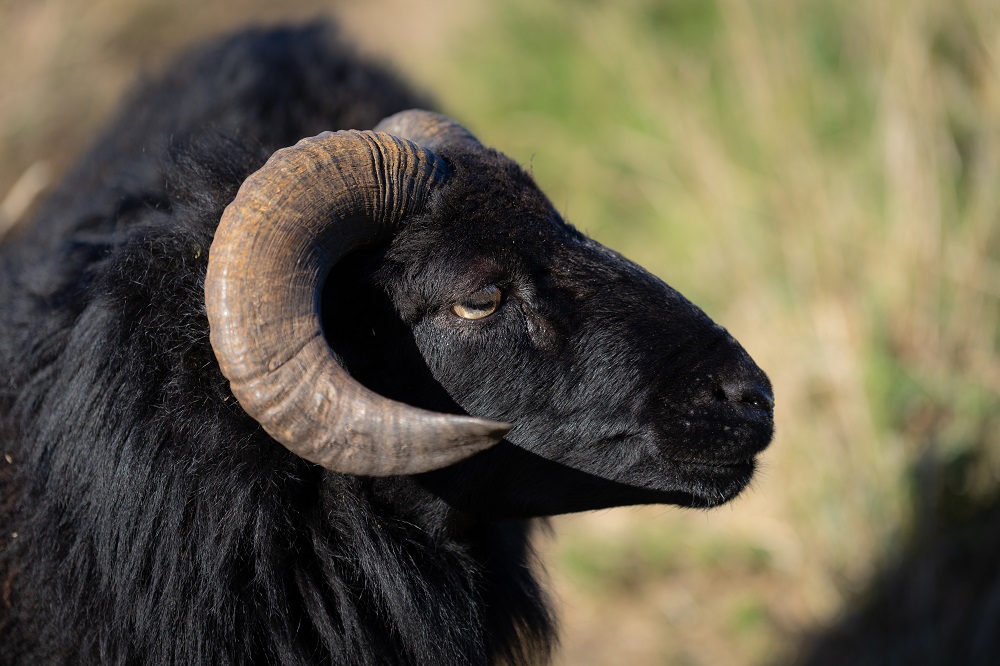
xmin=3 ymin=0 xmax=999 ymax=664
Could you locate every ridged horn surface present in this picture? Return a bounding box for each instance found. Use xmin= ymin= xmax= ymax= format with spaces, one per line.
xmin=375 ymin=109 xmax=483 ymax=152
xmin=205 ymin=130 xmax=510 ymax=476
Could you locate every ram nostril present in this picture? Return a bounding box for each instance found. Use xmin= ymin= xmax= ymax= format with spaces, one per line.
xmin=739 ymin=386 xmax=774 ymax=411
xmin=716 ymin=378 xmax=774 ymax=413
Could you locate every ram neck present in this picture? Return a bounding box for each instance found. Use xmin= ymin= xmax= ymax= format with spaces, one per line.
xmin=363 ymin=474 xmax=478 ymax=538
xmin=317 ymin=473 xmax=554 ymax=664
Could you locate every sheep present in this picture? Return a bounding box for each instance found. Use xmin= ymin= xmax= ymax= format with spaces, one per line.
xmin=0 ymin=23 xmax=773 ymax=665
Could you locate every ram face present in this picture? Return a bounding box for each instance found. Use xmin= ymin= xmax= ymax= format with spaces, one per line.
xmin=205 ymin=110 xmax=773 ymax=517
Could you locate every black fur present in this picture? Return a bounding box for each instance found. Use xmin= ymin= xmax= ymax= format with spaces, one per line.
xmin=0 ymin=23 xmax=773 ymax=665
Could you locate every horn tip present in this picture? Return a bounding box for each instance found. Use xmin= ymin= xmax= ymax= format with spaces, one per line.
xmin=458 ymin=416 xmax=512 ymax=444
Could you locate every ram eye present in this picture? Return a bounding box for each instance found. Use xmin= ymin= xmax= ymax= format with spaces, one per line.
xmin=451 ymin=284 xmax=502 ymax=320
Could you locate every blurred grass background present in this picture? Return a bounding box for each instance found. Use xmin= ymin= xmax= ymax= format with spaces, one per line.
xmin=2 ymin=0 xmax=999 ymax=663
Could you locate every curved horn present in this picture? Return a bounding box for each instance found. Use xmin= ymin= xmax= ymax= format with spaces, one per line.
xmin=375 ymin=109 xmax=482 ymax=152
xmin=205 ymin=129 xmax=510 ymax=476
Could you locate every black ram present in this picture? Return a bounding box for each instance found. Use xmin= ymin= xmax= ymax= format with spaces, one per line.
xmin=0 ymin=23 xmax=773 ymax=665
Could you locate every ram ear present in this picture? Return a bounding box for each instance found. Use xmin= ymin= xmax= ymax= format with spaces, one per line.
xmin=375 ymin=109 xmax=482 ymax=153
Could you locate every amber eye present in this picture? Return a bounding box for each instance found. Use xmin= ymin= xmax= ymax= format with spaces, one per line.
xmin=451 ymin=284 xmax=502 ymax=320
